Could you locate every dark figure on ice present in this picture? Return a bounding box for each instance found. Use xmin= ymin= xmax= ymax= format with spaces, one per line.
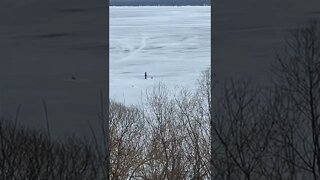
xmin=71 ymin=75 xmax=76 ymax=80
xmin=145 ymin=72 xmax=147 ymax=79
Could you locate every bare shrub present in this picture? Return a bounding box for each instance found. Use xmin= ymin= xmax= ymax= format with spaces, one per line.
xmin=0 ymin=119 xmax=102 ymax=179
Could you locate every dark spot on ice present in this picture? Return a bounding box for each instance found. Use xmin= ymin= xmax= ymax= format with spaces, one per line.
xmin=36 ymin=33 xmax=75 ymax=39
xmin=145 ymin=46 xmax=163 ymax=50
xmin=186 ymin=47 xmax=197 ymax=50
xmin=128 ymin=63 xmax=139 ymax=66
xmin=181 ymin=37 xmax=188 ymax=41
xmin=11 ymin=32 xmax=76 ymax=40
xmin=71 ymin=75 xmax=76 ymax=80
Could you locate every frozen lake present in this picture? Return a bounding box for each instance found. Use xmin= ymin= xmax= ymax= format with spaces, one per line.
xmin=110 ymin=6 xmax=211 ymax=105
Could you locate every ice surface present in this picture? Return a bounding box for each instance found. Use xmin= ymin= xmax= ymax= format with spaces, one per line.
xmin=110 ymin=6 xmax=211 ymax=105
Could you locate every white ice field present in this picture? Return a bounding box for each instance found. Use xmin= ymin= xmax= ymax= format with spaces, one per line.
xmin=110 ymin=6 xmax=211 ymax=105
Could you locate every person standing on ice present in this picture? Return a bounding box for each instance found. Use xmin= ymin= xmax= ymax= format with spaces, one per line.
xmin=145 ymin=72 xmax=147 ymax=79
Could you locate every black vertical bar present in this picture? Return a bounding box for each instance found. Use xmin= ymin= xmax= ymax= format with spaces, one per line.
xmin=210 ymin=0 xmax=215 ymax=179
xmin=105 ymin=0 xmax=110 ymax=179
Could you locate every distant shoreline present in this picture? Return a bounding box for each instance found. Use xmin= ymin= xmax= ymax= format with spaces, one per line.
xmin=110 ymin=5 xmax=211 ymax=7
xmin=109 ymin=5 xmax=210 ymax=7
xmin=110 ymin=0 xmax=210 ymax=6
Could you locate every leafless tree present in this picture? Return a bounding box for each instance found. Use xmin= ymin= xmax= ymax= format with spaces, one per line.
xmin=271 ymin=20 xmax=320 ymax=179
xmin=109 ymin=101 xmax=147 ymax=179
xmin=0 ymin=118 xmax=103 ymax=179
xmin=212 ymin=78 xmax=275 ymax=180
